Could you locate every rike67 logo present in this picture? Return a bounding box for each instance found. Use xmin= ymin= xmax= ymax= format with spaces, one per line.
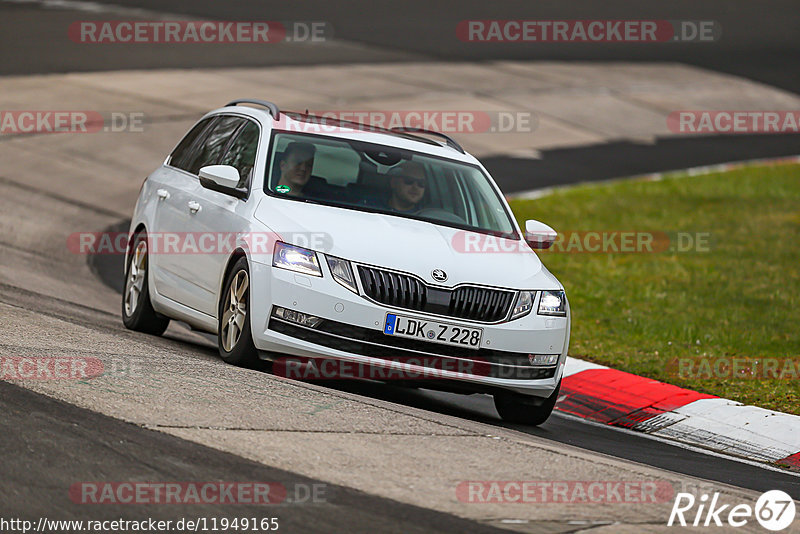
xmin=669 ymin=490 xmax=796 ymax=531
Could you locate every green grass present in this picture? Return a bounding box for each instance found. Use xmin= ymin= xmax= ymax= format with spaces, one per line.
xmin=509 ymin=163 xmax=800 ymax=414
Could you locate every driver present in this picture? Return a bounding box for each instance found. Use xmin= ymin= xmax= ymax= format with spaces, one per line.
xmin=276 ymin=142 xmax=316 ymax=196
xmin=385 ymin=161 xmax=427 ymax=213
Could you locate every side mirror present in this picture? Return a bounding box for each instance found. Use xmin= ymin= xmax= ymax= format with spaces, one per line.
xmin=199 ymin=165 xmax=247 ymax=199
xmin=525 ymin=219 xmax=557 ymax=249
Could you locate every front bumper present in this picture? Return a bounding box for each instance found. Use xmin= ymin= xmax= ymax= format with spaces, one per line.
xmin=248 ymin=260 xmax=570 ymax=398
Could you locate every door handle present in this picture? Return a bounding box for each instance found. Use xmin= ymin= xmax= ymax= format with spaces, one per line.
xmin=156 ymin=189 xmax=170 ymax=200
xmin=188 ymin=201 xmax=202 ymax=214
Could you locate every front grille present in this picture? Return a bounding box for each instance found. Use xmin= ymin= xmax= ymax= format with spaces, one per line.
xmin=449 ymin=286 xmax=515 ymax=322
xmin=358 ymin=265 xmax=427 ymax=310
xmin=357 ymin=265 xmax=515 ymax=323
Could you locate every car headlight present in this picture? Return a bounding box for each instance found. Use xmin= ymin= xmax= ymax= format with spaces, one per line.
xmin=538 ymin=290 xmax=567 ymax=316
xmin=326 ymin=255 xmax=358 ymax=293
xmin=272 ymin=241 xmax=322 ymax=277
xmin=510 ymin=291 xmax=534 ymax=320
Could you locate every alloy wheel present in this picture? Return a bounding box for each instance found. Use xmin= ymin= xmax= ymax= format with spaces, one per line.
xmin=221 ymin=270 xmax=249 ymax=352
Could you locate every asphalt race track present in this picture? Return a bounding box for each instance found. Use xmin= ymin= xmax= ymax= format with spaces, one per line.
xmin=0 ymin=380 xmax=512 ymax=534
xmin=4 ymin=0 xmax=800 ymax=94
xmin=1 ymin=0 xmax=799 ymax=189
xmin=86 ymin=233 xmax=800 ymax=498
xmin=1 ymin=0 xmax=799 ymax=531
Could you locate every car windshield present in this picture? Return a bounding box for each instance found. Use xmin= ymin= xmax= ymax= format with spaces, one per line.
xmin=265 ymin=131 xmax=518 ymax=237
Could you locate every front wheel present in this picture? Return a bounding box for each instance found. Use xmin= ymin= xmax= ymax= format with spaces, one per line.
xmin=494 ymin=381 xmax=561 ymax=426
xmin=218 ymin=257 xmax=259 ymax=367
xmin=122 ymin=232 xmax=169 ymax=335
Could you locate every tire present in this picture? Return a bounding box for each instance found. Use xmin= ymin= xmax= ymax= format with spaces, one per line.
xmin=122 ymin=231 xmax=170 ymax=335
xmin=494 ymin=380 xmax=561 ymax=426
xmin=218 ymin=256 xmax=259 ymax=367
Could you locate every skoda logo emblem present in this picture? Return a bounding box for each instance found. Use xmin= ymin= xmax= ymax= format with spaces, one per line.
xmin=431 ymin=269 xmax=447 ymax=282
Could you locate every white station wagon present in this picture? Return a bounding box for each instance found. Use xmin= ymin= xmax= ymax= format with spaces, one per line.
xmin=122 ymin=99 xmax=570 ymax=425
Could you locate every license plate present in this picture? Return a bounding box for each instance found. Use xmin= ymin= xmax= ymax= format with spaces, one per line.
xmin=383 ymin=313 xmax=482 ymax=349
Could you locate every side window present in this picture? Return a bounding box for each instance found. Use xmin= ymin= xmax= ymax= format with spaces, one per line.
xmin=170 ymin=117 xmax=215 ymax=171
xmin=185 ymin=116 xmax=245 ymax=175
xmin=219 ymin=121 xmax=259 ymax=189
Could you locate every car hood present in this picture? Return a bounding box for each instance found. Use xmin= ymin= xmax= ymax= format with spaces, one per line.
xmin=255 ymin=198 xmax=561 ymax=290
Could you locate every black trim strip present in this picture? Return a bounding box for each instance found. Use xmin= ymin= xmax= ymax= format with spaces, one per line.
xmin=268 ymin=315 xmax=557 ymax=381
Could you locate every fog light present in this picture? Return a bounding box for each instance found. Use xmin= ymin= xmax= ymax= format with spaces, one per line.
xmin=527 ymin=354 xmax=559 ymax=366
xmin=273 ymin=306 xmax=323 ymax=328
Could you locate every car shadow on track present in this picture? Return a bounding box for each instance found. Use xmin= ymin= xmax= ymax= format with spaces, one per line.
xmin=307 ymin=377 xmax=564 ymax=437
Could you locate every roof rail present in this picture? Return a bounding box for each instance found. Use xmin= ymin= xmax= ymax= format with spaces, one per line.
xmin=225 ymin=99 xmax=280 ymax=119
xmin=389 ymin=127 xmax=465 ymax=154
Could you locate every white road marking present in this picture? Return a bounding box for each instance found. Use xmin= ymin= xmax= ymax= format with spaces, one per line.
xmin=552 ymin=410 xmax=800 ymax=478
xmin=1 ymin=0 xmax=190 ymax=19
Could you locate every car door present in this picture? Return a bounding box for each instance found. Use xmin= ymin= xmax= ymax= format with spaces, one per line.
xmin=149 ymin=115 xmax=216 ymax=304
xmin=152 ymin=114 xmax=246 ymax=313
xmin=183 ymin=119 xmax=261 ymax=318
